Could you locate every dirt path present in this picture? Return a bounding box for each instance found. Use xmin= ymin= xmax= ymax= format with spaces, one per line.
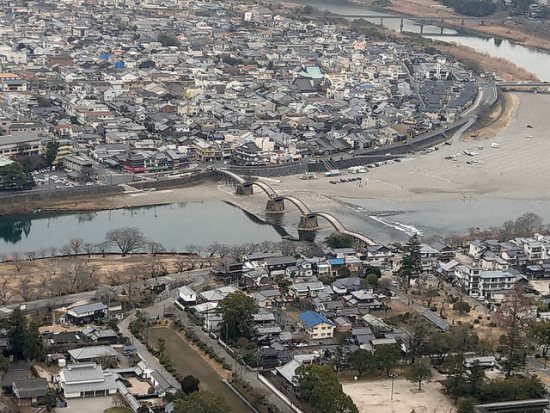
xmin=147 ymin=327 xmax=253 ymax=413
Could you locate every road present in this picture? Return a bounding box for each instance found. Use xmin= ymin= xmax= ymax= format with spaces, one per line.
xmin=138 ymin=296 xmax=293 ymax=413
xmin=461 ymin=81 xmax=498 ymax=119
xmin=7 ymin=269 xmax=210 ymax=312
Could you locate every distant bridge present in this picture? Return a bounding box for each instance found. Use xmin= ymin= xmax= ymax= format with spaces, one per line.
xmin=497 ymin=81 xmax=550 ymax=88
xmin=216 ymin=169 xmax=376 ymax=246
xmin=314 ymin=13 xmax=502 ymax=34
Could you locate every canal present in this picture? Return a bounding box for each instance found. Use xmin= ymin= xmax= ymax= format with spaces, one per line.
xmin=287 ymin=0 xmax=550 ymax=81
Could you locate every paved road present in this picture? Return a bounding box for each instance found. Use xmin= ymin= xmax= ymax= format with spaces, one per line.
xmin=118 ymin=310 xmax=181 ymax=390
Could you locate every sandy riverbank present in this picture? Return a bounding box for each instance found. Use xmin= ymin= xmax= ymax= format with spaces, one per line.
xmin=369 ymin=0 xmax=550 ymax=53
xmin=50 ymin=92 xmax=549 ymax=239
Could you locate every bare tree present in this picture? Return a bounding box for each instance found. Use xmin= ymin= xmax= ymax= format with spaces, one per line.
xmin=39 ymin=249 xmax=48 ymax=259
xmin=175 ymin=256 xmax=187 ymax=273
xmin=147 ymin=241 xmax=165 ymax=257
xmin=60 ymin=244 xmax=72 ymax=257
xmin=69 ymin=238 xmax=84 ymax=257
xmin=18 ymin=276 xmax=34 ymax=302
xmin=96 ymin=241 xmax=110 ymax=258
xmin=496 ymin=284 xmax=533 ymax=377
xmin=105 ymin=227 xmax=147 ymax=256
xmin=12 ymin=253 xmax=22 ymax=272
xmin=0 ymin=274 xmax=14 ymax=305
xmin=26 ymin=251 xmax=36 ymax=263
xmin=61 ymin=261 xmax=98 ymax=294
xmin=83 ymin=243 xmax=96 ymax=257
xmin=49 ymin=247 xmax=57 ymax=258
xmin=149 ymin=259 xmax=168 ymax=278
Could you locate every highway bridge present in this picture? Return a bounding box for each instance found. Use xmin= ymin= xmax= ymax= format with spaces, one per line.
xmin=215 ymin=169 xmax=377 ymax=246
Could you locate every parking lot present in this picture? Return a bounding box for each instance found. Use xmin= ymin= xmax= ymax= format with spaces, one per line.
xmin=60 ymin=396 xmax=118 ymax=413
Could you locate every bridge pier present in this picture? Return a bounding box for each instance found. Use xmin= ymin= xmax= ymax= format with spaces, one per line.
xmin=266 ymin=197 xmax=285 ymax=213
xmin=419 ymin=23 xmax=424 ymax=34
xmin=236 ymin=183 xmax=253 ymax=196
xmin=440 ymin=22 xmax=444 ymax=35
xmin=400 ymin=17 xmax=404 ymax=33
xmin=298 ymin=214 xmax=319 ymax=231
xmin=461 ymin=19 xmax=465 ymax=26
xmin=298 ymin=229 xmax=317 ymax=242
xmin=380 ymin=17 xmax=384 ymax=26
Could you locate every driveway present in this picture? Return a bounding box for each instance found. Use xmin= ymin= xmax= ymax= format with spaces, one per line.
xmin=60 ymin=396 xmax=117 ymax=413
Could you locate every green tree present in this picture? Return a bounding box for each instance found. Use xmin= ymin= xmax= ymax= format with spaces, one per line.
xmin=158 ymin=34 xmax=181 ymax=47
xmin=0 ymin=162 xmax=35 ymax=191
xmin=396 ymin=235 xmax=422 ymax=289
xmin=453 ymin=301 xmax=471 ymax=314
xmin=44 ymin=140 xmax=60 ymax=166
xmin=0 ymin=354 xmax=9 ymax=372
xmin=173 ymin=392 xmax=227 ymax=413
xmin=218 ymin=291 xmax=257 ymax=342
xmin=45 ymin=388 xmax=57 ymax=412
xmin=23 ymin=321 xmax=44 ymax=361
xmin=365 ymin=273 xmax=379 ymax=286
xmin=8 ymin=309 xmax=27 ymax=359
xmin=348 ymin=349 xmax=374 ymax=377
xmin=294 ymin=364 xmax=358 ymax=413
xmin=528 ymin=320 xmax=550 ymax=368
xmin=325 ymin=233 xmax=354 ymax=249
xmin=180 ymin=375 xmax=200 ymax=395
xmin=374 ymin=344 xmax=401 ymax=374
xmin=458 ymin=398 xmax=476 ymax=413
xmin=406 ymin=358 xmax=433 ymax=391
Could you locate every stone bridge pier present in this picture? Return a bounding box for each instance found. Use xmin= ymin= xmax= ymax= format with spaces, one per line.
xmin=236 ymin=183 xmax=253 ymax=195
xmin=266 ymin=197 xmax=285 ymax=213
xmin=298 ymin=214 xmax=319 ymax=231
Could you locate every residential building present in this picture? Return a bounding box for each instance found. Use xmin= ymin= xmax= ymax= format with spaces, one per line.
xmin=298 ymin=310 xmax=335 ymax=340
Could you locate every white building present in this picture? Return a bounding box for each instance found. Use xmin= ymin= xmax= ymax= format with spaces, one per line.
xmin=57 ymin=364 xmax=118 ymax=398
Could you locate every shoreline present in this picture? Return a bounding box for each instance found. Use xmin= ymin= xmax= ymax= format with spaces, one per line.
xmin=358 ymin=0 xmax=550 ymax=54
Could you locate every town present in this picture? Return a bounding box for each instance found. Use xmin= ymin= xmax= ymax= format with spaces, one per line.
xmin=0 ymin=0 xmax=482 ymax=192
xmin=1 ymin=215 xmax=550 ymax=412
xmin=2 ymin=0 xmax=550 ymax=412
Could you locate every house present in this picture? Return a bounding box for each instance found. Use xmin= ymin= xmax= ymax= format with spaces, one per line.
xmin=56 ymin=363 xmax=118 ymax=398
xmin=233 ymin=141 xmax=265 ymax=166
xmin=65 ymin=302 xmax=107 ymax=325
xmin=13 ymin=378 xmax=49 ymax=406
xmin=81 ymin=326 xmax=119 ymax=345
xmin=430 ymin=240 xmax=456 ymax=261
xmin=68 ymin=345 xmax=118 ymax=364
xmin=298 ymin=310 xmax=335 ymax=340
xmin=289 ymin=279 xmax=324 ymax=299
xmin=275 ymin=359 xmax=302 ymax=389
xmin=264 ymin=256 xmax=297 ymax=276
xmin=199 ymin=286 xmax=238 ymax=302
xmin=332 ymin=277 xmax=361 ymax=295
xmin=175 ymin=286 xmax=197 ymax=309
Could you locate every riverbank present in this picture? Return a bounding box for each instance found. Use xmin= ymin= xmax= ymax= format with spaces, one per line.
xmin=363 ymin=0 xmax=550 ymax=53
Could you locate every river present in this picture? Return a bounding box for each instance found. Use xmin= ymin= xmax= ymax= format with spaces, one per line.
xmin=0 ymin=201 xmax=286 ymax=255
xmin=287 ymin=0 xmax=550 ymax=81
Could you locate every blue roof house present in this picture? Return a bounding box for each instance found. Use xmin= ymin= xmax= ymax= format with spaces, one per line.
xmin=298 ymin=311 xmax=335 ymax=340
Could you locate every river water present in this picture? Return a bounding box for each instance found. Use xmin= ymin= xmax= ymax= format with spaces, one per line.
xmin=0 ymin=202 xmax=285 ymax=255
xmin=289 ymin=0 xmax=550 ymax=81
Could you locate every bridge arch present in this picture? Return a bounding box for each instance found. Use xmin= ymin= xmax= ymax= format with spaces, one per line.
xmin=273 ymin=195 xmax=311 ymax=215
xmin=313 ymin=212 xmax=376 ymax=246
